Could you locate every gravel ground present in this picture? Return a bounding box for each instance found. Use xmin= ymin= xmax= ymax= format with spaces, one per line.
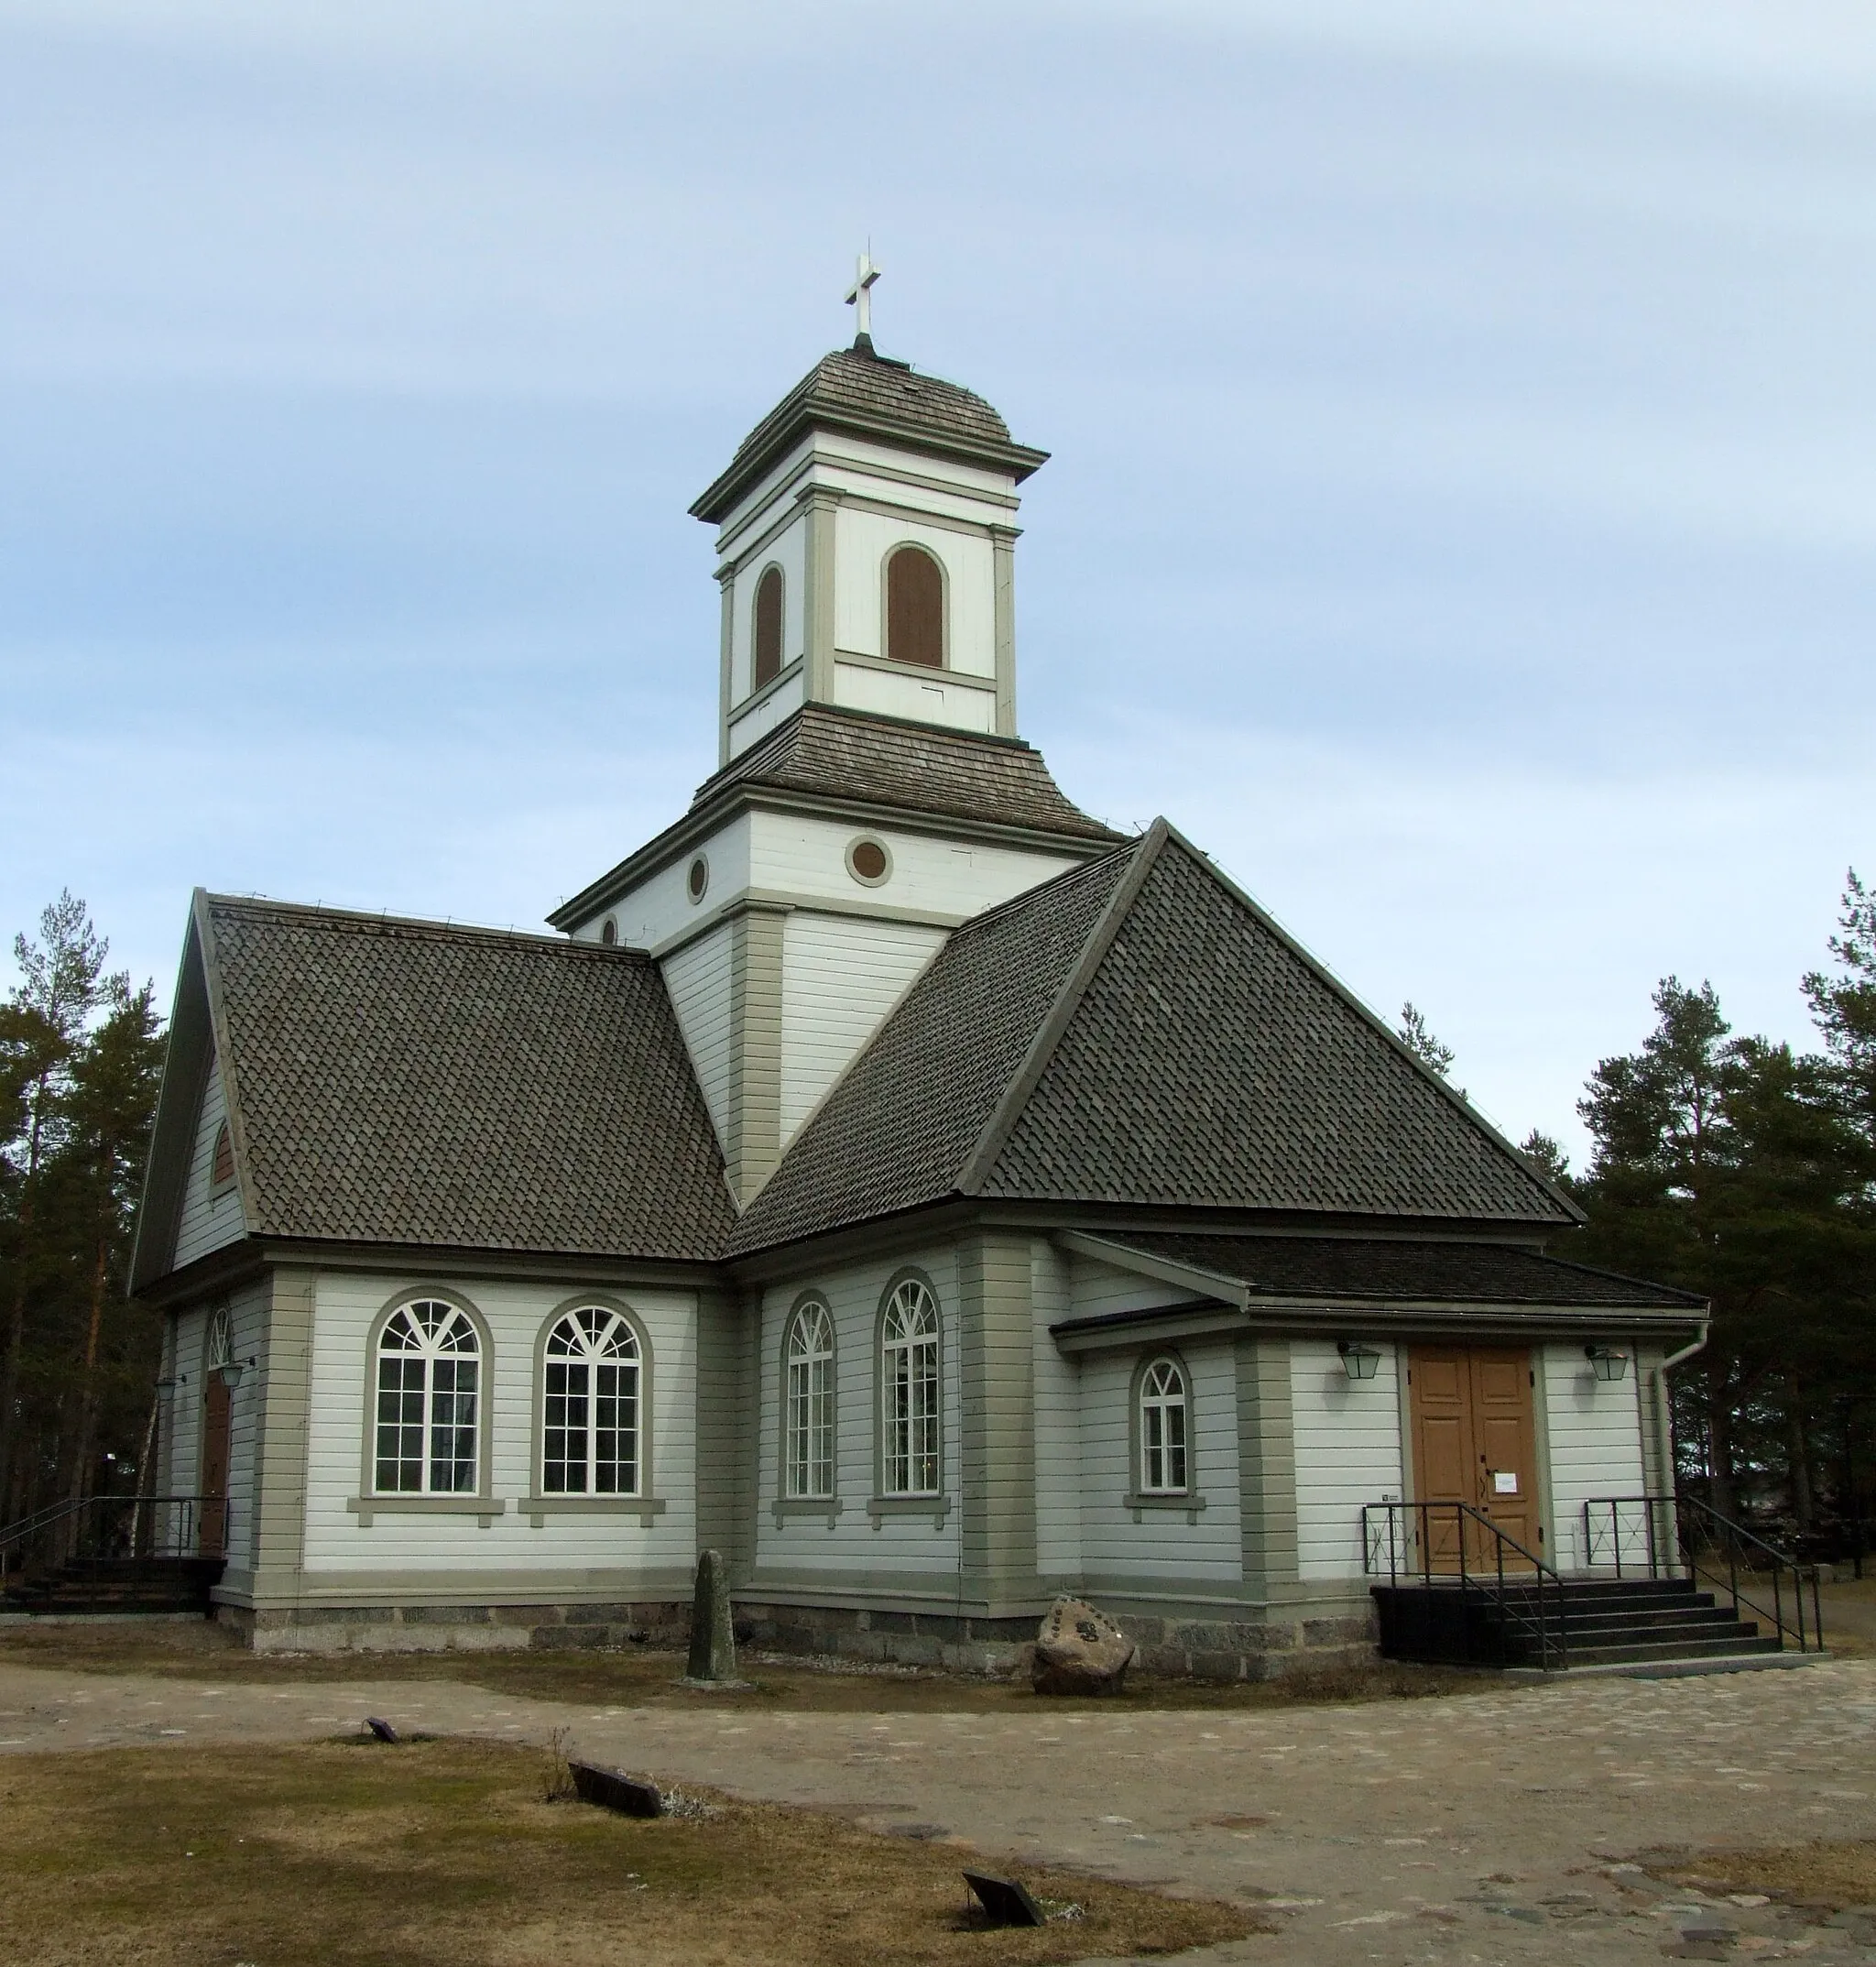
xmin=3 ymin=1649 xmax=1873 ymax=1965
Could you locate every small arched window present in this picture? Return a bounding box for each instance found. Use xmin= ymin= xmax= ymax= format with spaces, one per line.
xmin=879 ymin=1277 xmax=941 ymax=1496
xmin=599 ymin=916 xmax=617 ymax=946
xmin=752 ymin=564 xmax=784 ymax=689
xmin=784 ymin=1300 xmax=835 ymax=1499
xmin=542 ymin=1306 xmax=640 ymax=1495
xmin=1139 ymin=1357 xmax=1189 ymax=1494
xmin=885 ymin=545 xmax=943 ymax=669
xmin=375 ymin=1300 xmax=480 ymax=1494
xmin=210 ymin=1120 xmax=234 ymax=1190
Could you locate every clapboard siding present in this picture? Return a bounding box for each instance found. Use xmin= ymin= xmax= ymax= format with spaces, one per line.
xmin=1065 ymin=1253 xmax=1213 ymax=1321
xmin=1031 ymin=1241 xmax=1082 ymax=1577
xmin=173 ymin=1060 xmax=245 ymax=1271
xmin=301 ymin=1273 xmax=699 ymax=1574
xmin=1543 ymin=1342 xmax=1647 ymax=1569
xmin=753 ymin=1243 xmax=963 ymax=1579
xmin=223 ymin=1279 xmax=268 ymax=1570
xmin=748 ymin=810 xmax=1078 ymax=923
xmin=1292 ymin=1338 xmax=1402 ymax=1582
xmin=1079 ymin=1339 xmax=1241 ymax=1582
xmin=660 ymin=924 xmax=736 ymax=1150
xmin=780 ymin=912 xmax=946 ymax=1142
xmin=167 ymin=1305 xmax=207 ymax=1494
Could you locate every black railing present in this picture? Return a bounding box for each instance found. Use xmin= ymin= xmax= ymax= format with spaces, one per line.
xmin=0 ymin=1494 xmax=227 ymax=1588
xmin=1362 ymin=1500 xmax=1569 ymax=1671
xmin=1583 ymin=1493 xmax=1823 ymax=1653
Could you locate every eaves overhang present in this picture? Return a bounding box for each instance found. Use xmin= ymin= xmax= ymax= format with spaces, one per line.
xmin=1048 ymin=1295 xmax=1707 ymax=1356
xmin=690 ymin=403 xmax=1050 ymax=528
xmin=547 ymin=783 xmax=1120 ymax=935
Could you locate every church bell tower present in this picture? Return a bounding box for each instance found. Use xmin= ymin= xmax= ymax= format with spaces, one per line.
xmin=689 ymin=255 xmax=1051 ymax=767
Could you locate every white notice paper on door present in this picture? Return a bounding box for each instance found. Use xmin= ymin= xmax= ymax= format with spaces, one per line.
xmin=1492 ymin=1470 xmax=1519 ymax=1495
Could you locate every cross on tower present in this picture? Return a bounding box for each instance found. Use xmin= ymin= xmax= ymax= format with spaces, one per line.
xmin=845 ymin=249 xmax=881 ymax=343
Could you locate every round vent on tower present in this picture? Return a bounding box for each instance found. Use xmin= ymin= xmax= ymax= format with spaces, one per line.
xmin=845 ymin=836 xmax=891 ymax=887
xmin=687 ymin=856 xmax=710 ymax=903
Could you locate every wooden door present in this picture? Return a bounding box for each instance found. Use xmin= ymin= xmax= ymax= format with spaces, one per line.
xmin=200 ymin=1376 xmax=231 ymax=1557
xmin=1407 ymin=1346 xmax=1541 ymax=1570
xmin=1468 ymin=1349 xmax=1540 ymax=1556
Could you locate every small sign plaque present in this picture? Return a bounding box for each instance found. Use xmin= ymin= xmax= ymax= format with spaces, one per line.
xmin=1491 ymin=1470 xmax=1519 ymax=1496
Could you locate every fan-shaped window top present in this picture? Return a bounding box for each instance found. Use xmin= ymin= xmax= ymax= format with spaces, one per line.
xmin=1139 ymin=1356 xmax=1189 ymax=1494
xmin=879 ymin=1277 xmax=941 ymax=1496
xmin=375 ymin=1300 xmax=479 ymax=1494
xmin=784 ymin=1299 xmax=835 ymax=1500
xmin=542 ymin=1306 xmax=641 ymax=1496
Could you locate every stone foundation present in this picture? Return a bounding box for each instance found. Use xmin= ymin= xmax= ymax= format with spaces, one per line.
xmin=217 ymin=1600 xmax=691 ymax=1656
xmin=213 ymin=1593 xmax=1379 ymax=1678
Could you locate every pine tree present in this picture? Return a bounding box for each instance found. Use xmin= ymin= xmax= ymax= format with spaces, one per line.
xmin=0 ymin=894 xmax=115 ymax=1517
xmin=1397 ymin=1002 xmax=1456 ymax=1079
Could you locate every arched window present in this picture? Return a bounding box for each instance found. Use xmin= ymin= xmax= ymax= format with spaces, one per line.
xmin=541 ymin=1306 xmax=640 ymax=1495
xmin=375 ymin=1300 xmax=480 ymax=1494
xmin=879 ymin=1276 xmax=941 ymax=1496
xmin=210 ymin=1120 xmax=234 ymax=1189
xmin=784 ymin=1299 xmax=835 ymax=1499
xmin=1139 ymin=1357 xmax=1189 ymax=1494
xmin=885 ymin=545 xmax=943 ymax=669
xmin=752 ymin=564 xmax=784 ymax=689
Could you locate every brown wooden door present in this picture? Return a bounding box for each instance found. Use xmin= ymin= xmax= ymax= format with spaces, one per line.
xmin=1407 ymin=1346 xmax=1541 ymax=1570
xmin=200 ymin=1376 xmax=231 ymax=1557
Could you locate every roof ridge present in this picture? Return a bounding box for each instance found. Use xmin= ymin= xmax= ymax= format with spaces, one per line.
xmin=955 ymin=821 xmax=1169 ymax=1196
xmin=1148 ymin=825 xmax=1582 ymax=1226
xmin=204 ymin=893 xmax=649 ymax=961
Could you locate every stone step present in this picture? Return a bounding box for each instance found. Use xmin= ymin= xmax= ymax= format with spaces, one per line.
xmin=1554 ymin=1633 xmax=1783 ymax=1666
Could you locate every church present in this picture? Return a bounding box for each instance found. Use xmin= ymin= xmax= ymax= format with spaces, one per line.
xmin=129 ymin=281 xmax=1703 ymax=1673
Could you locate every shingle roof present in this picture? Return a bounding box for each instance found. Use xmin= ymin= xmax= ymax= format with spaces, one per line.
xmin=692 ymin=705 xmax=1125 ymax=845
xmin=728 ymin=823 xmax=1578 ymax=1254
xmin=200 ymin=896 xmax=735 ymax=1263
xmin=691 ymin=342 xmax=1048 ymax=522
xmin=1082 ymin=1232 xmax=1701 ymax=1310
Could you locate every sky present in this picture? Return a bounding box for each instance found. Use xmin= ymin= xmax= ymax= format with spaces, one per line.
xmin=4 ymin=0 xmax=1872 ymax=1168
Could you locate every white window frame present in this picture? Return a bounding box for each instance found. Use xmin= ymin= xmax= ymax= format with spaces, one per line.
xmin=540 ymin=1306 xmax=642 ymax=1497
xmin=1138 ymin=1355 xmax=1190 ymax=1496
xmin=373 ymin=1298 xmax=482 ymax=1496
xmin=878 ymin=1276 xmax=942 ymax=1498
xmin=783 ymin=1298 xmax=836 ymax=1501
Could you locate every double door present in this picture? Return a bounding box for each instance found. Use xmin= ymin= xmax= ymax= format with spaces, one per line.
xmin=1406 ymin=1346 xmax=1542 ymax=1569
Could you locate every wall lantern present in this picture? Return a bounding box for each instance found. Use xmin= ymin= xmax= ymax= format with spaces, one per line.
xmin=1336 ymin=1340 xmax=1381 ymax=1382
xmin=217 ymin=1357 xmax=255 ymax=1392
xmin=1585 ymin=1344 xmax=1629 ymax=1383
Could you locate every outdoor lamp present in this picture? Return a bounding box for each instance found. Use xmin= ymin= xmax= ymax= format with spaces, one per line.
xmin=1585 ymin=1344 xmax=1629 ymax=1383
xmin=1337 ymin=1340 xmax=1381 ymax=1382
xmin=217 ymin=1357 xmax=254 ymax=1392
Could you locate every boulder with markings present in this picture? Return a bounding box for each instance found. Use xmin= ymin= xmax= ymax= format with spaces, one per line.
xmin=1031 ymin=1594 xmax=1137 ymax=1696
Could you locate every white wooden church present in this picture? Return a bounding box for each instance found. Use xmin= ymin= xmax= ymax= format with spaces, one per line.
xmin=130 ymin=284 xmax=1704 ymax=1672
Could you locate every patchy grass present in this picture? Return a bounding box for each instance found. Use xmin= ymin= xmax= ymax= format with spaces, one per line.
xmin=0 ymin=1736 xmax=1261 ymax=1966
xmin=0 ymin=1618 xmax=1482 ymax=1712
xmin=1648 ymin=1838 xmax=1876 ymax=1913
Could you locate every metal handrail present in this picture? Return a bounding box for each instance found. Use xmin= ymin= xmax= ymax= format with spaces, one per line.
xmin=1362 ymin=1499 xmax=1569 ymax=1670
xmin=1583 ymin=1493 xmax=1824 ymax=1653
xmin=0 ymin=1495 xmax=224 ymax=1584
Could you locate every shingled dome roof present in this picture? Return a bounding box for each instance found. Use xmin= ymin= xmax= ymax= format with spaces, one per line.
xmin=691 ymin=342 xmax=1049 ymax=523
xmin=728 ymin=822 xmax=1579 ymax=1256
xmin=693 ymin=706 xmax=1124 ymax=844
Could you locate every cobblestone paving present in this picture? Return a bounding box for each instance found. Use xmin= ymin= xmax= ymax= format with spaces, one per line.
xmin=3 ymin=1654 xmax=1874 ymax=1964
